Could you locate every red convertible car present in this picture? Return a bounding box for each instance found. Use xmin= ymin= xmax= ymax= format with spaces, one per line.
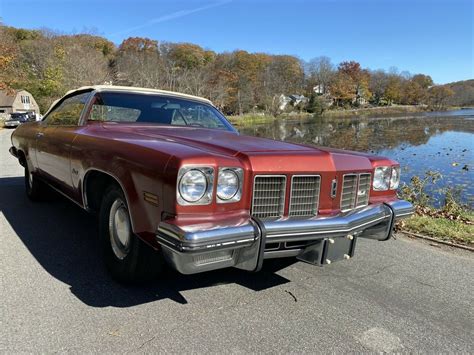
xmin=10 ymin=86 xmax=413 ymax=282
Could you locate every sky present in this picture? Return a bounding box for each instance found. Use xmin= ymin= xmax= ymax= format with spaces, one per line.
xmin=0 ymin=0 xmax=472 ymax=84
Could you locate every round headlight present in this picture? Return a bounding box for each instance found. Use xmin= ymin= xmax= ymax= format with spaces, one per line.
xmin=390 ymin=166 xmax=400 ymax=190
xmin=179 ymin=169 xmax=207 ymax=202
xmin=373 ymin=166 xmax=391 ymax=191
xmin=217 ymin=169 xmax=239 ymax=200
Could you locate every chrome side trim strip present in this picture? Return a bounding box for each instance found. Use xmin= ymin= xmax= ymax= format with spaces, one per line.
xmin=39 ymin=179 xmax=85 ymax=210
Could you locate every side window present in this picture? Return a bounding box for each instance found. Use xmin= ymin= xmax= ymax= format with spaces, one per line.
xmin=46 ymin=92 xmax=90 ymax=126
xmin=90 ymin=104 xmax=141 ymax=122
xmin=171 ymin=106 xmax=225 ymax=129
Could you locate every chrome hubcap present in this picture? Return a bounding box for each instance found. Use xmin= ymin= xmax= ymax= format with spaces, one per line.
xmin=109 ymin=199 xmax=131 ymax=260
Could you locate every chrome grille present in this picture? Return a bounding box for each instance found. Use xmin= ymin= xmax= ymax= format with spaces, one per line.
xmin=341 ymin=174 xmax=358 ymax=211
xmin=289 ymin=175 xmax=321 ymax=217
xmin=340 ymin=173 xmax=371 ymax=211
xmin=356 ymin=173 xmax=371 ymax=207
xmin=252 ymin=176 xmax=286 ymax=219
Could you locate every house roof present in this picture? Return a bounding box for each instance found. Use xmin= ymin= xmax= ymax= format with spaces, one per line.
xmin=67 ymin=85 xmax=213 ymax=105
xmin=0 ymin=90 xmax=17 ymax=107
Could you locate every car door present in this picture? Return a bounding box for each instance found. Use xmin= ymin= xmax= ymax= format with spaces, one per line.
xmin=36 ymin=91 xmax=92 ymax=200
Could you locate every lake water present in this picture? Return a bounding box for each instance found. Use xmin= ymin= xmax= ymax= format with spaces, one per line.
xmin=239 ymin=109 xmax=474 ymax=208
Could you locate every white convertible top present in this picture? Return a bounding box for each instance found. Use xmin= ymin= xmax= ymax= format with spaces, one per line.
xmin=66 ymin=85 xmax=213 ymax=105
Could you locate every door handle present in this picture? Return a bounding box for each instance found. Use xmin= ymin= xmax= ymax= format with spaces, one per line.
xmin=36 ymin=132 xmax=44 ymax=138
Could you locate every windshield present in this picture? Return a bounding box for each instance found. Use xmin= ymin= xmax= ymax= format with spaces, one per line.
xmin=89 ymin=92 xmax=235 ymax=131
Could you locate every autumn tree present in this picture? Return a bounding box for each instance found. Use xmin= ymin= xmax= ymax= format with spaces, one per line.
xmin=168 ymin=43 xmax=212 ymax=69
xmin=8 ymin=28 xmax=113 ymax=111
xmin=402 ymin=80 xmax=425 ymax=105
xmin=115 ymin=37 xmax=163 ymax=89
xmin=330 ymin=61 xmax=371 ymax=106
xmin=119 ymin=37 xmax=158 ymax=53
xmin=428 ymin=85 xmax=454 ymax=109
xmin=411 ymin=74 xmax=433 ymax=89
xmin=369 ymin=70 xmax=389 ymax=105
xmin=329 ymin=71 xmax=355 ymax=106
xmin=384 ymin=75 xmax=403 ymax=104
xmin=0 ymin=26 xmax=19 ymax=90
xmin=263 ymin=55 xmax=304 ymax=113
xmin=306 ymin=56 xmax=335 ymax=94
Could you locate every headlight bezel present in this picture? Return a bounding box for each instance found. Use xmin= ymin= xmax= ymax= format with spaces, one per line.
xmin=390 ymin=166 xmax=401 ymax=190
xmin=373 ymin=166 xmax=392 ymax=191
xmin=216 ymin=167 xmax=243 ymax=203
xmin=177 ymin=166 xmax=214 ymax=205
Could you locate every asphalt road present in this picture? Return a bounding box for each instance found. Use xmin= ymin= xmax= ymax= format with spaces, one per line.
xmin=0 ymin=128 xmax=473 ymax=353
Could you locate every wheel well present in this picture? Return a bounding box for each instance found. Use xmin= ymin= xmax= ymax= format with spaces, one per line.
xmin=84 ymin=170 xmax=121 ymax=212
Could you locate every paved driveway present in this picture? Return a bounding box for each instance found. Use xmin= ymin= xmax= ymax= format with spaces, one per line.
xmin=0 ymin=128 xmax=473 ymax=353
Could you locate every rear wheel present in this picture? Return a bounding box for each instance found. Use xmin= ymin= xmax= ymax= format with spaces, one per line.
xmin=24 ymin=162 xmax=43 ymax=201
xmin=99 ymin=185 xmax=163 ymax=283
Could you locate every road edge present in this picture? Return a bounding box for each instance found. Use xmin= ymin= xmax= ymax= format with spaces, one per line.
xmin=400 ymin=230 xmax=474 ymax=252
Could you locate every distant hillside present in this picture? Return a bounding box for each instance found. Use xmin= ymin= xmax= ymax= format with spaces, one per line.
xmin=445 ymin=79 xmax=474 ymax=107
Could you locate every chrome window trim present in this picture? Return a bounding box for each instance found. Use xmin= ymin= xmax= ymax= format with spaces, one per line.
xmin=41 ymin=89 xmax=94 ymax=126
xmin=251 ymin=174 xmax=287 ymax=219
xmin=83 ymin=90 xmax=237 ymax=133
xmin=288 ymin=174 xmax=321 ymax=217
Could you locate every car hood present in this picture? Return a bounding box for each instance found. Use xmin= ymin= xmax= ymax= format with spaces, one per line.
xmin=106 ymin=124 xmax=314 ymax=155
xmin=101 ymin=124 xmax=377 ymax=173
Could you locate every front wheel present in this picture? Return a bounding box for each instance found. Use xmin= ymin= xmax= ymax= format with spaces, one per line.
xmin=99 ymin=185 xmax=163 ymax=283
xmin=24 ymin=163 xmax=43 ymax=201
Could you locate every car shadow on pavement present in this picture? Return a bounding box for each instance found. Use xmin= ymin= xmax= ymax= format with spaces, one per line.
xmin=0 ymin=176 xmax=293 ymax=307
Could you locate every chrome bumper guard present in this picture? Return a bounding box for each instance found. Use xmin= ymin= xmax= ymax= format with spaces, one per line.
xmin=156 ymin=200 xmax=413 ymax=274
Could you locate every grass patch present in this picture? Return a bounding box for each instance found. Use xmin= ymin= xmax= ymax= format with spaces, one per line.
xmin=228 ymin=105 xmax=445 ymax=125
xmin=401 ymin=213 xmax=474 ymax=245
xmin=228 ymin=114 xmax=277 ymax=126
xmin=397 ymin=170 xmax=473 ymax=246
xmin=321 ymin=105 xmax=429 ymax=118
xmin=228 ymin=113 xmax=315 ymax=126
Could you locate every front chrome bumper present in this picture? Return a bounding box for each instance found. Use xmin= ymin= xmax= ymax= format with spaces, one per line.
xmin=156 ymin=200 xmax=414 ymax=274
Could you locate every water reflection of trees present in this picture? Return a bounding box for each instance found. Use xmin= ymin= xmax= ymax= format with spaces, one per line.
xmin=240 ymin=116 xmax=474 ymax=152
